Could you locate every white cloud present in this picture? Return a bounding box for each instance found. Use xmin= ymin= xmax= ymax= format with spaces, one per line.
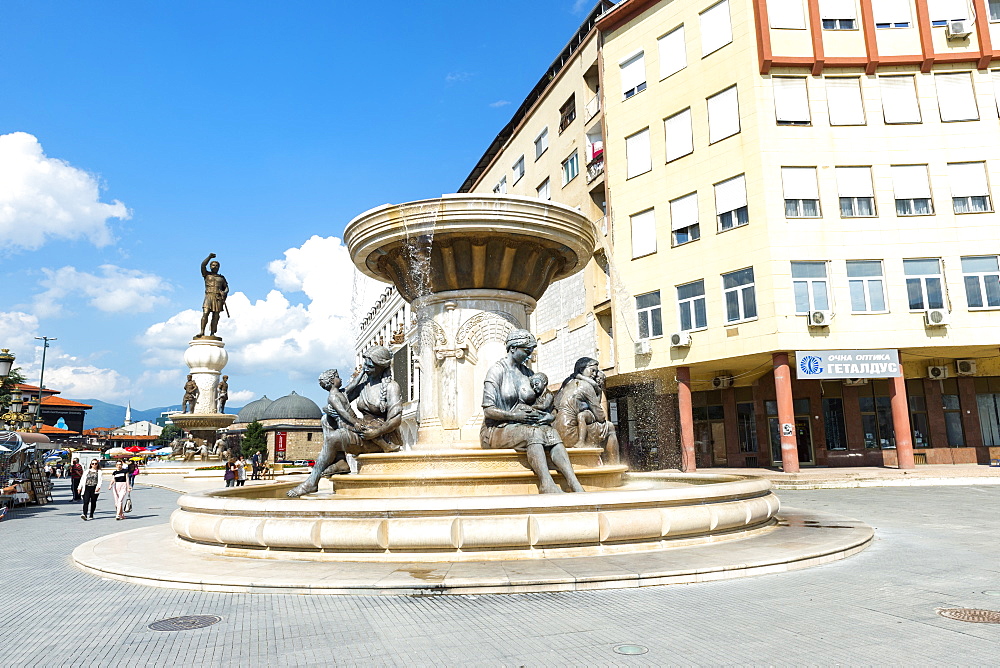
xmin=489 ymin=100 xmax=511 ymax=108
xmin=42 ymin=363 xmax=132 ymax=402
xmin=445 ymin=71 xmax=474 ymax=83
xmin=141 ymin=235 xmax=387 ymax=387
xmin=0 ymin=132 xmax=130 ymax=251
xmin=33 ymin=264 xmax=172 ymax=317
xmin=0 ymin=310 xmax=40 ymax=359
xmin=228 ymin=389 xmax=255 ymax=405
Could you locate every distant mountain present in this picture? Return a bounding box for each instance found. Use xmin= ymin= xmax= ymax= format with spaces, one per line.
xmin=79 ymin=399 xmax=243 ymax=430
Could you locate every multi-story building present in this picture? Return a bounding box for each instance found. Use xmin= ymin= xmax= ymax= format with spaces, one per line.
xmin=462 ymin=0 xmax=1000 ymax=470
xmin=460 ymin=1 xmax=617 ymax=381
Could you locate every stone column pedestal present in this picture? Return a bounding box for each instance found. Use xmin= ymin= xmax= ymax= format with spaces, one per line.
xmin=411 ymin=289 xmax=536 ymax=450
xmin=183 ymin=338 xmax=228 ymax=415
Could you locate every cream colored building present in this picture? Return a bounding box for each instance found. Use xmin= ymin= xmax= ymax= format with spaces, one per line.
xmin=460 ymin=1 xmax=616 ymax=381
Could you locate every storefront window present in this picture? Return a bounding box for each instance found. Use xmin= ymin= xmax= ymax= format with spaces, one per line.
xmin=942 ymin=394 xmax=966 ymax=446
xmin=737 ymin=402 xmax=757 ymax=452
xmin=823 ymin=397 xmax=847 ymax=450
xmin=909 ymin=395 xmax=931 ymax=448
xmin=859 ymin=394 xmax=894 ymax=449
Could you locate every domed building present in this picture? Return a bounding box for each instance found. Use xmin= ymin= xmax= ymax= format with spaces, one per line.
xmin=259 ymin=391 xmax=323 ymax=462
xmin=233 ymin=395 xmax=274 ymax=425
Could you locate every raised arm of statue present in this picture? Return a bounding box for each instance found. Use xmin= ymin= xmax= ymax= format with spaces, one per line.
xmin=201 ymin=253 xmax=216 ymax=278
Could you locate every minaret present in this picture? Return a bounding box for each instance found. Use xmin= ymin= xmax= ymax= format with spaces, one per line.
xmin=124 ymin=401 xmax=133 ymax=426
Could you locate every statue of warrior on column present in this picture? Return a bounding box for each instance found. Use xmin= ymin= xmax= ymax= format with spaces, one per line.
xmin=198 ymin=253 xmax=229 ymax=339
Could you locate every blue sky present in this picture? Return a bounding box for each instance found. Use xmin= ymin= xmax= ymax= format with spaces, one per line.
xmin=0 ymin=1 xmax=603 ymax=416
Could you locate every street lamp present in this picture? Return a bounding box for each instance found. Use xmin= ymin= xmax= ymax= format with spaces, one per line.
xmin=0 ymin=349 xmax=14 ymax=378
xmin=34 ymin=336 xmax=56 ymax=431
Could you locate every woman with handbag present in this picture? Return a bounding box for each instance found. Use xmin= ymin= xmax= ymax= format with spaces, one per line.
xmin=108 ymin=461 xmax=130 ymax=520
xmin=223 ymin=461 xmax=236 ymax=487
xmin=78 ymin=459 xmax=104 ymax=520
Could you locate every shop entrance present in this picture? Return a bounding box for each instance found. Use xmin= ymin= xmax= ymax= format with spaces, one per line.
xmin=794 ymin=416 xmax=814 ymax=464
xmin=767 ymin=399 xmax=814 ymax=466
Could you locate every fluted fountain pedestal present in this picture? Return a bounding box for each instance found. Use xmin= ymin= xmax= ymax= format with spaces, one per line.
xmin=173 ymin=337 xmax=236 ymax=452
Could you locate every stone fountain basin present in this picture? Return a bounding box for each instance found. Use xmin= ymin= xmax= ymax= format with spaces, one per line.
xmin=344 ymin=194 xmax=598 ymax=302
xmin=170 ymin=473 xmax=779 ymax=562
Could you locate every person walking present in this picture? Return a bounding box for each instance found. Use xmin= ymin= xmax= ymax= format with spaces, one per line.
xmin=235 ymin=457 xmax=248 ymax=487
xmin=251 ymin=451 xmax=260 ymax=480
xmin=69 ymin=458 xmax=83 ymax=502
xmin=108 ymin=461 xmax=130 ymax=520
xmin=78 ymin=460 xmax=104 ymax=520
xmin=223 ymin=461 xmax=236 ymax=487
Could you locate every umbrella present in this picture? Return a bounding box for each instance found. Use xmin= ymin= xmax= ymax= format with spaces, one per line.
xmin=107 ymin=447 xmax=130 ymax=459
xmin=124 ymin=446 xmax=144 ymax=453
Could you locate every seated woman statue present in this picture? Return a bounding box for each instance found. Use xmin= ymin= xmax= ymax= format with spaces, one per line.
xmin=554 ymin=357 xmax=620 ymax=465
xmin=287 ymin=346 xmax=402 ymax=498
xmin=480 ymin=329 xmax=584 ymax=494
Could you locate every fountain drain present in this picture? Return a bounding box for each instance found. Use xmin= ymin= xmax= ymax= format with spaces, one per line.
xmin=613 ymin=644 xmax=649 ymax=655
xmin=936 ymin=608 xmax=1000 ymax=624
xmin=149 ymin=615 xmax=222 ymax=631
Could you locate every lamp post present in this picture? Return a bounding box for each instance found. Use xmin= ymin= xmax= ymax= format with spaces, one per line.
xmin=34 ymin=336 xmax=56 ymax=432
xmin=0 ymin=349 xmax=14 ymax=378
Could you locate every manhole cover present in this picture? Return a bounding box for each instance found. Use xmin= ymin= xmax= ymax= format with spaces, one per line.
xmin=613 ymin=644 xmax=649 ymax=655
xmin=937 ymin=608 xmax=1000 ymax=624
xmin=149 ymin=615 xmax=222 ymax=631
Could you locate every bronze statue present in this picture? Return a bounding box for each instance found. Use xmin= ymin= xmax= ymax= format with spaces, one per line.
xmin=198 ymin=253 xmax=229 ymax=339
xmin=217 ymin=375 xmax=229 ymax=413
xmin=554 ymin=357 xmax=620 ymax=465
xmin=480 ymin=329 xmax=584 ymax=494
xmin=287 ymin=346 xmax=403 ymax=498
xmin=182 ymin=374 xmax=199 ymax=413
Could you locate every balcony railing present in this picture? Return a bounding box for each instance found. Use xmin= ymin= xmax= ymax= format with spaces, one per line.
xmin=586 ymin=155 xmax=605 ymax=184
xmin=584 ymin=94 xmax=601 ymax=122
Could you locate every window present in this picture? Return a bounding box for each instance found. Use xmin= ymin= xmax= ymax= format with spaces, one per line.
xmin=659 ymin=26 xmax=687 ymax=79
xmin=847 ymin=260 xmax=887 ymax=312
xmin=715 ymin=174 xmax=748 ymax=230
xmin=891 ymin=164 xmax=933 ymax=215
xmin=561 ymin=151 xmax=579 ymax=185
xmin=949 ymin=161 xmax=992 ymax=213
xmin=824 ymin=397 xmax=848 ymax=450
xmin=836 ymin=166 xmax=875 ymax=217
xmin=791 ymin=261 xmax=830 ymax=313
xmin=928 ymin=0 xmax=968 ymax=24
xmin=700 ymin=0 xmax=733 ymax=56
xmin=664 ymin=108 xmax=694 ymax=162
xmin=493 ymin=176 xmax=507 ymax=194
xmin=534 ymin=128 xmax=548 ymax=160
xmin=773 ymin=77 xmax=811 ymax=125
xmin=991 ymin=0 xmax=1000 ymax=20
xmin=820 ymin=0 xmax=857 ymax=29
xmin=630 ymin=209 xmax=657 ymax=259
xmin=962 ymin=255 xmax=1000 ymax=308
xmin=879 ymin=76 xmax=921 ymax=124
xmin=935 ymin=72 xmax=978 ymax=122
xmin=873 ymin=0 xmax=911 ymax=26
xmin=677 ymin=280 xmax=707 ymax=330
xmin=620 ymin=51 xmax=647 ymax=99
xmin=859 ymin=390 xmax=894 ymax=449
xmin=903 ymin=258 xmax=945 ymax=310
xmin=737 ymin=402 xmax=759 ymax=452
xmin=625 ymin=128 xmax=652 ymax=178
xmin=636 ymin=291 xmax=663 ymax=339
xmin=826 ymin=77 xmax=865 ymax=125
xmin=707 ymin=85 xmax=740 ymax=143
xmin=670 ymin=192 xmax=700 ymax=246
xmin=536 ymin=178 xmax=550 ymax=201
xmin=512 ymin=156 xmax=525 ymax=184
xmin=559 ymin=95 xmax=576 ymax=132
xmin=943 ymin=393 xmax=966 ymax=445
xmin=781 ymin=167 xmax=821 ymax=217
xmin=910 ymin=393 xmax=931 ymax=447
xmin=769 ymin=0 xmax=807 ymax=28
xmin=723 ymin=267 xmax=757 ymax=323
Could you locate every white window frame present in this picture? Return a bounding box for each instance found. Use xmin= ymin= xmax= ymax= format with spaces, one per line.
xmin=670 ymin=192 xmax=701 ymax=247
xmin=825 ymin=77 xmax=866 ymax=126
xmin=847 ymin=260 xmax=889 ymax=313
xmin=836 ymin=166 xmax=876 ymax=217
xmin=536 ymin=178 xmax=551 ymax=201
xmin=700 ymin=0 xmax=733 ymax=57
xmin=664 ymin=108 xmax=694 ymax=162
xmin=891 ymin=164 xmax=934 ymax=216
xmin=820 ymin=0 xmax=859 ymax=29
xmin=620 ymin=51 xmax=648 ymax=100
xmin=773 ymin=77 xmax=811 ymax=125
xmin=903 ymin=258 xmax=945 ymax=311
xmin=677 ymin=280 xmax=708 ymax=331
xmin=493 ymin=176 xmax=507 ymax=194
xmin=990 ymin=0 xmax=1000 ymax=21
xmin=781 ymin=166 xmax=821 ymax=217
xmin=561 ymin=151 xmax=579 ymax=186
xmin=534 ymin=128 xmax=549 ymax=161
xmin=630 ymin=208 xmax=657 ymax=259
xmin=769 ymin=0 xmax=807 ymax=28
xmin=949 ymin=161 xmax=992 ymax=213
xmin=962 ymin=255 xmax=1000 ymax=309
xmin=707 ymin=85 xmax=740 ymax=144
xmin=625 ymin=128 xmax=652 ymax=179
xmin=715 ymin=174 xmax=748 ymax=231
xmin=873 ymin=0 xmax=911 ymax=27
xmin=512 ymin=155 xmax=525 ymax=184
xmin=879 ymin=75 xmax=921 ymax=124
xmin=935 ymin=72 xmax=979 ymax=122
xmin=722 ymin=267 xmax=757 ymax=324
xmin=791 ymin=261 xmax=831 ymax=314
xmin=636 ymin=291 xmax=664 ymax=340
xmin=658 ymin=25 xmax=687 ymax=79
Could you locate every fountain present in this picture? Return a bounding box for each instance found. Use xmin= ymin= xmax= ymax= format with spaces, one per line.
xmin=73 ymin=195 xmax=873 ymax=593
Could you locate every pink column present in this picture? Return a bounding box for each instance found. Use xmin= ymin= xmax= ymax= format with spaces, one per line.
xmin=772 ymin=352 xmax=800 ymax=473
xmin=889 ymin=372 xmax=915 ymax=470
xmin=677 ymin=366 xmax=697 ymax=472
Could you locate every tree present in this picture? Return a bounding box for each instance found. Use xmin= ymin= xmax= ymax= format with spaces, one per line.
xmin=154 ymin=424 xmax=182 ymax=447
xmin=241 ymin=420 xmax=267 ymax=459
xmin=0 ymin=366 xmax=26 ymax=412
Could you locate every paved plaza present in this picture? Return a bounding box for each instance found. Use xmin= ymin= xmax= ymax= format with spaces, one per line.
xmin=2 ymin=476 xmax=999 ymax=666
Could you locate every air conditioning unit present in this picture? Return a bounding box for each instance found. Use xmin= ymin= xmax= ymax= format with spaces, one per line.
xmin=712 ymin=375 xmax=734 ymax=389
xmin=670 ymin=331 xmax=692 ymax=347
xmin=843 ymin=378 xmax=869 ymax=386
xmin=807 ymin=310 xmax=832 ymax=327
xmin=924 ymin=308 xmax=950 ymax=327
xmin=634 ymin=340 xmax=652 ymax=355
xmin=956 ymin=359 xmax=977 ymax=376
xmin=928 ymin=365 xmax=949 ymax=380
xmin=946 ymin=19 xmax=971 ymax=37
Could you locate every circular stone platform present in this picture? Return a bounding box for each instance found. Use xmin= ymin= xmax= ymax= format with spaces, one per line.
xmin=72 ymin=507 xmax=872 ymax=595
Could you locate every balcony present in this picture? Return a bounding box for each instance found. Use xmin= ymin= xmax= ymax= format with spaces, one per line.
xmin=586 ymin=151 xmax=604 ymax=184
xmin=584 ymin=94 xmax=601 ymax=122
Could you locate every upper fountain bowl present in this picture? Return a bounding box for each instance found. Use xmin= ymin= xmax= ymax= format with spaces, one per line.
xmin=344 ymin=194 xmax=598 ymax=302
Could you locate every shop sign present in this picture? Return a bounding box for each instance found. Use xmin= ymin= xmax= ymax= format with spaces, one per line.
xmin=795 ymin=349 xmax=901 ymax=379
xmin=275 ymin=431 xmax=287 ymax=458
